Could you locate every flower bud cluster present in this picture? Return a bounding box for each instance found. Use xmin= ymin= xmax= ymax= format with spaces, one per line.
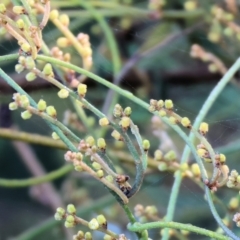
xmin=227 ymin=170 xmax=240 ymax=188
xmin=134 ymin=204 xmax=159 ymax=222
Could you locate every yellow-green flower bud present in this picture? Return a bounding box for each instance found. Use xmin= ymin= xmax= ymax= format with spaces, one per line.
xmin=75 ymin=231 xmax=84 ymax=238
xmin=164 ymin=150 xmax=176 ymax=161
xmin=154 ymin=150 xmax=163 ymax=161
xmin=111 ymin=130 xmax=122 ymax=141
xmin=150 ymin=99 xmax=157 ymax=106
xmin=66 ymin=215 xmax=75 ymax=223
xmin=25 ymin=57 xmax=35 ymax=69
xmin=145 ymin=205 xmax=158 ymax=215
xmin=76 ymin=152 xmax=83 ymax=161
xmin=142 ymin=139 xmax=150 ymax=151
xmin=15 ymin=64 xmax=25 ymax=73
xmin=113 ymin=104 xmax=123 ymax=117
xmin=180 ymin=163 xmax=189 ymax=171
xmin=54 ymin=212 xmax=63 ymax=220
xmin=97 ymin=170 xmax=104 ymax=178
xmin=0 ymin=4 xmax=6 ymax=14
xmin=57 ymin=37 xmax=70 ymax=48
xmin=85 ymin=232 xmax=92 ymax=240
xmin=20 ymin=95 xmax=30 ymax=107
xmin=59 ymin=14 xmax=70 ymax=27
xmin=103 ymin=235 xmax=112 ymax=240
xmin=21 ymin=110 xmax=32 ymax=120
xmin=229 ymin=197 xmax=239 ymax=210
xmin=92 ymin=162 xmax=102 ymax=170
xmin=16 ymin=19 xmax=25 ymax=29
xmin=9 ymin=102 xmax=18 ymax=111
xmin=13 ymin=6 xmax=25 ymax=15
xmin=157 ymin=100 xmax=164 ymax=108
xmin=86 ymin=136 xmax=95 ymax=147
xmin=165 ymin=99 xmax=173 ymax=109
xmin=219 ymin=154 xmax=226 ymax=163
xmin=106 ymin=175 xmax=114 ymax=183
xmin=169 ymin=116 xmax=177 ymax=124
xmin=181 ymin=117 xmax=191 ymax=128
xmin=96 ymin=214 xmax=107 ymax=227
xmin=67 ymin=204 xmax=76 ymax=214
xmin=46 ymin=106 xmax=57 ymax=118
xmin=159 ymin=109 xmax=166 ymax=117
xmin=77 ymin=83 xmax=87 ymax=97
xmin=97 ymin=138 xmax=106 ymax=150
xmin=43 ymin=63 xmax=53 ymax=76
xmin=197 ymin=148 xmax=208 ymax=158
xmin=120 ymin=116 xmax=130 ymax=128
xmin=191 ymin=163 xmax=201 ymax=177
xmin=124 ymin=106 xmax=132 ymax=116
xmin=56 ymin=207 xmax=65 ymax=215
xmin=37 ymin=99 xmax=47 ymax=111
xmin=99 ymin=117 xmax=109 ymax=126
xmin=148 ymin=105 xmax=156 ymax=112
xmin=64 ymin=221 xmax=75 ymax=228
xmin=57 ymin=89 xmax=69 ymax=99
xmin=50 ymin=9 xmax=59 ymax=20
xmin=237 ymin=176 xmax=240 ymax=183
xmin=199 ymin=122 xmax=209 ymax=135
xmin=88 ymin=218 xmax=99 ymax=230
xmin=158 ymin=162 xmax=168 ymax=171
xmin=208 ymin=63 xmax=218 ymax=73
xmin=52 ymin=132 xmax=59 ymax=140
xmin=21 ymin=43 xmax=31 ymax=53
xmin=184 ymin=1 xmax=197 ymax=11
xmin=75 ymin=165 xmax=83 ymax=172
xmin=26 ymin=72 xmax=36 ymax=82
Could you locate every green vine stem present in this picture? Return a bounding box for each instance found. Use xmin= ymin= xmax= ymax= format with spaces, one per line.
xmin=127 ymin=221 xmax=231 ymax=240
xmin=162 ymin=56 xmax=240 ymax=240
xmin=0 ymin=165 xmax=73 ymax=187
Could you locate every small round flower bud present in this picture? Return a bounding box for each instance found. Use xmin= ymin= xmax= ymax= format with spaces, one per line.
xmin=97 ymin=214 xmax=107 ymax=227
xmin=77 ymin=83 xmax=87 ymax=97
xmin=158 ymin=162 xmax=168 ymax=171
xmin=59 ymin=14 xmax=70 ymax=27
xmin=88 ymin=218 xmax=99 ymax=230
xmin=120 ymin=116 xmax=130 ymax=128
xmin=0 ymin=4 xmax=6 ymax=14
xmin=150 ymin=99 xmax=157 ymax=106
xmin=50 ymin=9 xmax=59 ymax=20
xmin=184 ymin=1 xmax=197 ymax=11
xmin=52 ymin=132 xmax=59 ymax=140
xmin=16 ymin=19 xmax=25 ymax=29
xmin=142 ymin=139 xmax=150 ymax=151
xmin=199 ymin=122 xmax=209 ymax=135
xmin=46 ymin=106 xmax=57 ymax=118
xmin=13 ymin=6 xmax=25 ymax=15
xmin=26 ymin=72 xmax=36 ymax=81
xmin=99 ymin=117 xmax=109 ymax=126
xmin=85 ymin=232 xmax=92 ymax=240
xmin=9 ymin=102 xmax=18 ymax=111
xmin=191 ymin=163 xmax=201 ymax=177
xmin=66 ymin=215 xmax=75 ymax=223
xmin=15 ymin=64 xmax=25 ymax=73
xmin=19 ymin=95 xmax=30 ymax=107
xmin=113 ymin=104 xmax=123 ymax=117
xmin=237 ymin=176 xmax=240 ymax=183
xmin=43 ymin=63 xmax=53 ymax=76
xmin=75 ymin=165 xmax=83 ymax=172
xmin=103 ymin=235 xmax=112 ymax=240
xmin=159 ymin=109 xmax=166 ymax=117
xmin=197 ymin=148 xmax=208 ymax=158
xmin=37 ymin=99 xmax=47 ymax=111
xmin=21 ymin=110 xmax=32 ymax=120
xmin=57 ymin=37 xmax=70 ymax=48
xmin=164 ymin=150 xmax=176 ymax=161
xmin=25 ymin=57 xmax=35 ymax=69
xmin=154 ymin=150 xmax=163 ymax=161
xmin=58 ymin=89 xmax=69 ymax=99
xmin=229 ymin=197 xmax=239 ymax=210
xmin=21 ymin=43 xmax=31 ymax=53
xmin=165 ymin=99 xmax=174 ymax=109
xmin=148 ymin=105 xmax=156 ymax=112
xmin=67 ymin=204 xmax=76 ymax=214
xmin=208 ymin=63 xmax=218 ymax=73
xmin=169 ymin=116 xmax=177 ymax=124
xmin=75 ymin=231 xmax=84 ymax=238
xmin=97 ymin=138 xmax=106 ymax=150
xmin=219 ymin=154 xmax=226 ymax=163
xmin=157 ymin=100 xmax=164 ymax=108
xmin=97 ymin=170 xmax=104 ymax=178
xmin=54 ymin=212 xmax=63 ymax=220
xmin=64 ymin=221 xmax=75 ymax=228
xmin=106 ymin=175 xmax=114 ymax=183
xmin=111 ymin=130 xmax=122 ymax=141
xmin=86 ymin=136 xmax=95 ymax=147
xmin=180 ymin=163 xmax=189 ymax=171
xmin=181 ymin=117 xmax=191 ymax=128
xmin=124 ymin=107 xmax=132 ymax=116
xmin=92 ymin=162 xmax=102 ymax=170
xmin=56 ymin=207 xmax=66 ymax=215
xmin=145 ymin=205 xmax=158 ymax=215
